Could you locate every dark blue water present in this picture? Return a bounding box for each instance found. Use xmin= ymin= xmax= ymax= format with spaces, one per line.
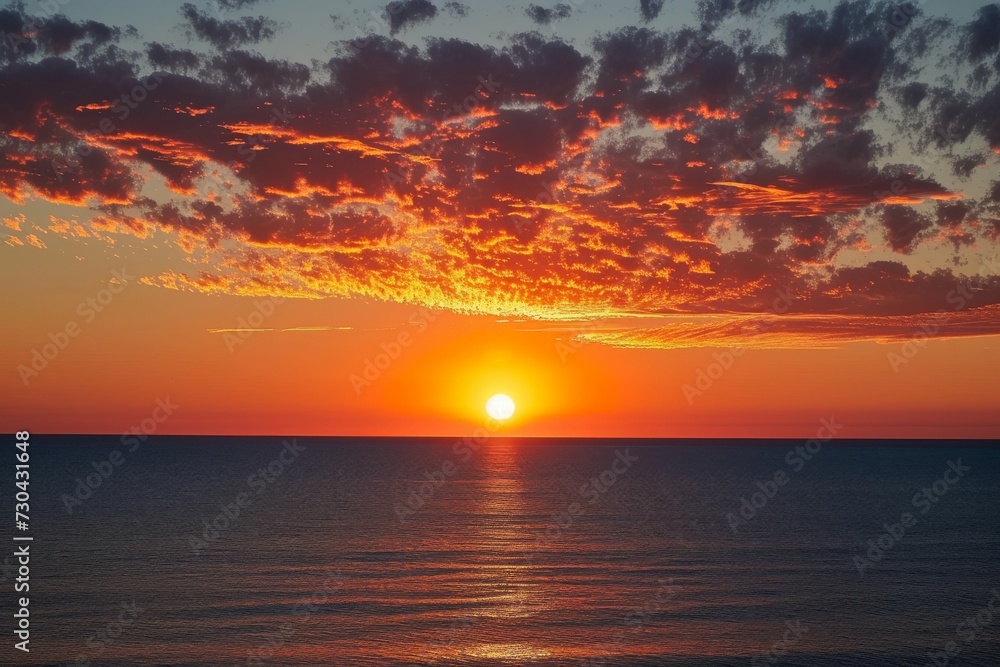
xmin=6 ymin=437 xmax=1000 ymax=665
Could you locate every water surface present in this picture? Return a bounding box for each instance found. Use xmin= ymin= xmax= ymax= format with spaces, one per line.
xmin=16 ymin=437 xmax=1000 ymax=665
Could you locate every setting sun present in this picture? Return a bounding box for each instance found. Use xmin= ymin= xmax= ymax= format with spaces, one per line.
xmin=486 ymin=394 xmax=516 ymax=421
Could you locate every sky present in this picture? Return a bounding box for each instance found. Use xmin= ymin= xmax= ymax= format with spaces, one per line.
xmin=1 ymin=0 xmax=999 ymax=438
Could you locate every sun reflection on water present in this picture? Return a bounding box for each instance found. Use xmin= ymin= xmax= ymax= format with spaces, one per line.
xmin=463 ymin=642 xmax=553 ymax=661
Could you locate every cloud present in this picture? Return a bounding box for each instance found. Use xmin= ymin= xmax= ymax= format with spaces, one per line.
xmin=897 ymin=81 xmax=927 ymax=109
xmin=207 ymin=325 xmax=352 ymax=333
xmin=443 ymin=2 xmax=469 ymax=17
xmin=1 ymin=0 xmax=999 ymax=348
xmin=147 ymin=42 xmax=201 ymax=71
xmin=966 ymin=3 xmax=1000 ymax=61
xmin=386 ymin=0 xmax=438 ymax=35
xmin=180 ymin=3 xmax=279 ymax=49
xmin=577 ymin=304 xmax=1000 ymax=349
xmin=639 ymin=0 xmax=665 ymax=22
xmin=525 ymin=4 xmax=572 ymax=25
xmin=216 ymin=0 xmax=267 ymax=9
xmin=203 ymin=50 xmax=310 ymax=93
xmin=880 ymin=205 xmax=933 ymax=252
xmin=0 ymin=9 xmax=127 ymax=62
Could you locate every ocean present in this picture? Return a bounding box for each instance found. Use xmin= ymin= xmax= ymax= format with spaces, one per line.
xmin=12 ymin=436 xmax=1000 ymax=666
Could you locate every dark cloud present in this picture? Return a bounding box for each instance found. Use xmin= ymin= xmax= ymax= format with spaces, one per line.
xmin=148 ymin=43 xmax=200 ymax=72
xmin=525 ymin=4 xmax=572 ymax=26
xmin=216 ymin=0 xmax=267 ymax=9
xmin=696 ymin=0 xmax=777 ymax=26
xmin=204 ymin=50 xmax=310 ymax=93
xmin=898 ymin=81 xmax=927 ymax=109
xmin=0 ymin=8 xmax=127 ymax=62
xmin=881 ymin=206 xmax=932 ymax=252
xmin=936 ymin=201 xmax=969 ymax=228
xmin=951 ymin=154 xmax=985 ymax=178
xmin=180 ymin=3 xmax=279 ymax=50
xmin=506 ymin=33 xmax=590 ymax=104
xmin=386 ymin=0 xmax=438 ymax=35
xmin=967 ymin=3 xmax=1000 ymax=60
xmin=37 ymin=16 xmax=120 ymax=53
xmin=443 ymin=2 xmax=469 ymax=17
xmin=922 ymin=68 xmax=1000 ymax=153
xmin=592 ymin=27 xmax=668 ymax=98
xmin=811 ymin=262 xmax=1000 ymax=316
xmin=987 ymin=180 xmax=1000 ymax=205
xmin=697 ymin=0 xmax=737 ymax=26
xmin=639 ymin=0 xmax=666 ymax=22
xmin=676 ymin=40 xmax=740 ymax=108
xmin=781 ymin=3 xmax=895 ymax=130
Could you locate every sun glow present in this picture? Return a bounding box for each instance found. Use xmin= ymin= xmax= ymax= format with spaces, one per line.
xmin=485 ymin=393 xmax=516 ymax=421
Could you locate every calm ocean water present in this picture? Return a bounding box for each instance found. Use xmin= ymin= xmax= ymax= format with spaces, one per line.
xmin=11 ymin=437 xmax=1000 ymax=666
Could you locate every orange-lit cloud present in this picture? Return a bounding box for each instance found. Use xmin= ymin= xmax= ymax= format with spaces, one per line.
xmin=575 ymin=304 xmax=1000 ymax=349
xmin=1 ymin=1 xmax=999 ymax=351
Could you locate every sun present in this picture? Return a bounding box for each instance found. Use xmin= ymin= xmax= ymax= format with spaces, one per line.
xmin=485 ymin=393 xmax=516 ymax=421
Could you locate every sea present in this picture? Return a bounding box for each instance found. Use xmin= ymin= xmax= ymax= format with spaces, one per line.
xmin=10 ymin=436 xmax=1000 ymax=666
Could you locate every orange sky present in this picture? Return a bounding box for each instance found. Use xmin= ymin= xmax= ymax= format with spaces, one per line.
xmin=1 ymin=1 xmax=999 ymax=437
xmin=2 ymin=248 xmax=998 ymax=438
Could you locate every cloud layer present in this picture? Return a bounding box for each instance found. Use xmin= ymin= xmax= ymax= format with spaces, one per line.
xmin=2 ymin=0 xmax=999 ymax=347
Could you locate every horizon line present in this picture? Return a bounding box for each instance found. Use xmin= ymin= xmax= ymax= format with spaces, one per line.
xmin=23 ymin=434 xmax=1000 ymax=445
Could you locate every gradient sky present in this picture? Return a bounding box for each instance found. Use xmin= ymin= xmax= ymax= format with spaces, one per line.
xmin=1 ymin=0 xmax=999 ymax=437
